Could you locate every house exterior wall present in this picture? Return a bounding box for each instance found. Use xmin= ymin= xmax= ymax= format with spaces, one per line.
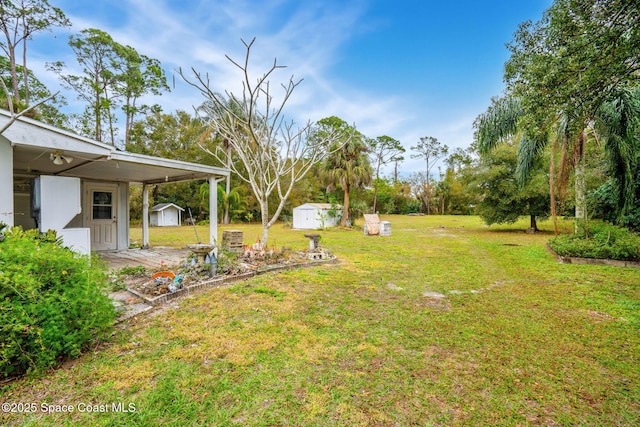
xmin=0 ymin=137 xmax=13 ymax=227
xmin=39 ymin=176 xmax=90 ymax=255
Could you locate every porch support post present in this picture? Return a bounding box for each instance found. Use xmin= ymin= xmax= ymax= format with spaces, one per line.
xmin=209 ymin=176 xmax=218 ymax=250
xmin=142 ymin=184 xmax=150 ymax=249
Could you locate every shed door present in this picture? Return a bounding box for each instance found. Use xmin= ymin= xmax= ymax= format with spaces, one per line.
xmin=165 ymin=209 xmax=178 ymax=226
xmin=86 ymin=184 xmax=117 ymax=251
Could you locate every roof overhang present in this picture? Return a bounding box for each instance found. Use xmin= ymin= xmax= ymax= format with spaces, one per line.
xmin=2 ymin=110 xmax=228 ymax=184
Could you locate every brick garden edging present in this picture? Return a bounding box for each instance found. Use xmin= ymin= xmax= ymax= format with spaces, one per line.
xmin=547 ymin=245 xmax=640 ymax=269
xmin=126 ymin=257 xmax=339 ymax=306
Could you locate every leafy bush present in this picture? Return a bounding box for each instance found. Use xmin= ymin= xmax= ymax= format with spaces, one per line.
xmin=549 ymin=221 xmax=640 ymax=261
xmin=0 ymin=225 xmax=115 ymax=378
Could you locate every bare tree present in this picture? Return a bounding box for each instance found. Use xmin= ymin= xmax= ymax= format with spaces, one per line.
xmin=392 ymin=154 xmax=404 ymax=183
xmin=0 ymin=77 xmax=58 ymax=134
xmin=197 ymin=96 xmax=246 ymax=225
xmin=182 ymin=38 xmax=348 ymax=248
xmin=0 ymin=0 xmax=67 ymax=134
xmin=410 ymin=136 xmax=449 ymax=214
xmin=368 ymin=135 xmax=404 ymax=213
xmin=0 ymin=0 xmax=69 ymax=105
xmin=408 ymin=171 xmax=431 ymax=214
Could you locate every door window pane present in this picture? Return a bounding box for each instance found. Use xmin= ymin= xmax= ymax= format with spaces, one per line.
xmin=92 ymin=191 xmax=113 ymax=220
xmin=93 ymin=191 xmax=112 ymax=206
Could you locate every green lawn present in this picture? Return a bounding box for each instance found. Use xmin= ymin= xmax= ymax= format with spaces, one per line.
xmin=2 ymin=216 xmax=639 ymax=426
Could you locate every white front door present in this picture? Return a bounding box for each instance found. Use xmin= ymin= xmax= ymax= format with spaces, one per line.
xmin=86 ymin=184 xmax=117 ymax=251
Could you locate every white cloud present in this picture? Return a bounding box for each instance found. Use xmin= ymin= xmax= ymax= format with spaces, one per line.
xmin=26 ymin=0 xmax=490 ymax=176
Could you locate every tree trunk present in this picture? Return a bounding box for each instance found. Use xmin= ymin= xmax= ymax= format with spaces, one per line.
xmin=372 ymin=163 xmax=381 ymax=213
xmin=224 ymin=144 xmax=231 ymax=224
xmin=527 ymin=214 xmax=538 ymax=233
xmin=260 ymin=199 xmax=270 ymax=249
xmin=425 ymin=160 xmax=431 ymax=215
xmin=340 ymin=184 xmax=350 ymax=227
xmin=549 ymin=143 xmax=558 ymax=235
xmin=574 ymin=130 xmax=587 ymax=233
xmin=260 ymin=225 xmax=269 ymax=250
xmin=420 ymin=191 xmax=429 ymax=214
xmin=372 ymin=183 xmax=378 ymax=213
xmin=22 ymin=40 xmax=29 ymax=105
xmin=223 ymin=175 xmax=231 ymax=224
xmin=124 ymin=96 xmax=134 ymax=146
xmin=94 ymin=83 xmax=102 ymax=141
xmin=8 ymin=45 xmax=20 ymax=104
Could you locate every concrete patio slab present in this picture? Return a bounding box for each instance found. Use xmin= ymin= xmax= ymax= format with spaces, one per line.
xmin=98 ymin=246 xmax=192 ymax=271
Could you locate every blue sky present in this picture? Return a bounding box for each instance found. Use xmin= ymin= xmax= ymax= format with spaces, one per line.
xmin=29 ymin=0 xmax=552 ymax=176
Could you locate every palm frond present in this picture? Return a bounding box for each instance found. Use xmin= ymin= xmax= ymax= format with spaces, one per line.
xmin=476 ymin=96 xmax=524 ymax=154
xmin=596 ymin=87 xmax=640 ymax=216
xmin=516 ymin=130 xmax=549 ymax=186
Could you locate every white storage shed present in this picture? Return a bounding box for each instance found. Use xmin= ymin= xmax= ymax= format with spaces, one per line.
xmin=293 ymin=203 xmax=342 ymax=229
xmin=150 ymin=203 xmax=184 ymax=227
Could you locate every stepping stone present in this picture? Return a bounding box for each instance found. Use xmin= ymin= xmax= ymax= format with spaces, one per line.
xmin=422 ymin=291 xmax=446 ymax=299
xmin=387 ymin=283 xmax=404 ymax=291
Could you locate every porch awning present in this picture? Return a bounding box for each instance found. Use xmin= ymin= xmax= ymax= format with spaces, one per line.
xmin=3 ymin=110 xmax=228 ymax=184
xmin=63 ymin=150 xmax=228 ymax=184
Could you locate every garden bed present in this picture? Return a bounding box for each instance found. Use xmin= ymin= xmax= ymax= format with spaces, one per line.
xmin=547 ymin=222 xmax=640 ymax=263
xmin=548 ymin=245 xmax=640 ymax=268
xmin=123 ymin=249 xmax=338 ymax=306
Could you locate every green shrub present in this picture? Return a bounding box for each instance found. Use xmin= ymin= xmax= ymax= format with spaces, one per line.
xmin=0 ymin=226 xmax=116 ymax=378
xmin=549 ymin=221 xmax=640 ymax=261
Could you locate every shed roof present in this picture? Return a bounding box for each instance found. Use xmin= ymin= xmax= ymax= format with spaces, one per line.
xmin=151 ymin=203 xmax=184 ymax=212
xmin=295 ymin=203 xmax=341 ymax=210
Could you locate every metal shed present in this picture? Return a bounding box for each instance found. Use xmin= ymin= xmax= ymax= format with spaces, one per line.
xmin=150 ymin=203 xmax=184 ymax=227
xmin=292 ymin=203 xmax=342 ymax=229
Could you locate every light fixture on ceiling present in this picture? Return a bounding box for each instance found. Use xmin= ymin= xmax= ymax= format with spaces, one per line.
xmin=50 ymin=151 xmax=73 ymax=165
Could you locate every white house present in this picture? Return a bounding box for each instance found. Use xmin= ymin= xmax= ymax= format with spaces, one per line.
xmin=0 ymin=110 xmax=229 ymax=255
xmin=150 ymin=203 xmax=184 ymax=227
xmin=292 ymin=203 xmax=342 ymax=230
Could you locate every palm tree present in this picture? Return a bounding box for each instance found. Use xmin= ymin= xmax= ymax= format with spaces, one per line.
xmin=593 ymin=87 xmax=640 ymax=218
xmin=476 ymin=88 xmax=640 ymax=232
xmin=317 ymin=117 xmax=372 ymax=227
xmin=198 ymin=182 xmax=249 ymax=223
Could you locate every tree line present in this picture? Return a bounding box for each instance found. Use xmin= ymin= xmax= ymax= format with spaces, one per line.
xmin=475 ymin=0 xmax=640 ymax=233
xmin=2 ymin=0 xmax=638 ymax=247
